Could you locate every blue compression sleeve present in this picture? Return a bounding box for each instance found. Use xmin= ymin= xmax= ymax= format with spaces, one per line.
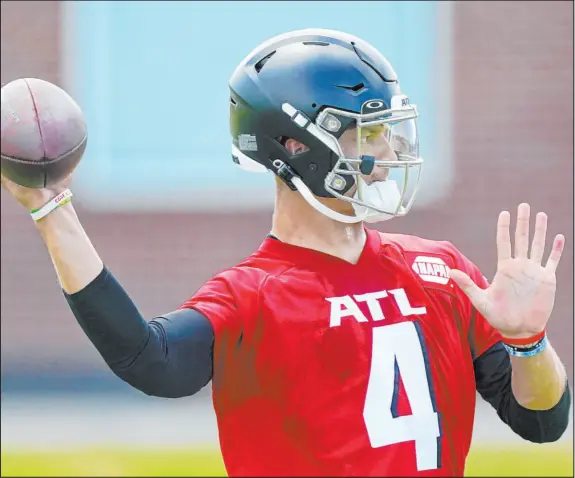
xmin=64 ymin=267 xmax=214 ymax=398
xmin=474 ymin=341 xmax=571 ymax=443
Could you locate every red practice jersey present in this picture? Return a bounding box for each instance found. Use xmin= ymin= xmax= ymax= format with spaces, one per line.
xmin=181 ymin=228 xmax=501 ymax=476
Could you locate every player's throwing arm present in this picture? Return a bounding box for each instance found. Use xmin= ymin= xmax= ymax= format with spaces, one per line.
xmin=1 ymin=79 xmax=215 ymax=398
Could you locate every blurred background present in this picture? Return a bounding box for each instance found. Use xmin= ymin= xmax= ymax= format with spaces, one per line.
xmin=1 ymin=1 xmax=573 ymax=476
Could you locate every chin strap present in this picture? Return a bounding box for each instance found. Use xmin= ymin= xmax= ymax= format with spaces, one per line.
xmin=291 ymin=176 xmax=365 ymax=224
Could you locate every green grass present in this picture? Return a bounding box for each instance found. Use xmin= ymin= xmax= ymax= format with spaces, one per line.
xmin=1 ymin=443 xmax=572 ymax=477
xmin=465 ymin=443 xmax=573 ymax=477
xmin=0 ymin=448 xmax=225 ymax=477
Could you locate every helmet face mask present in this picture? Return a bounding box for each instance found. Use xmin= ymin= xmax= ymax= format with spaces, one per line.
xmin=229 ymin=29 xmax=425 ymax=224
xmin=304 ymin=97 xmax=423 ymax=222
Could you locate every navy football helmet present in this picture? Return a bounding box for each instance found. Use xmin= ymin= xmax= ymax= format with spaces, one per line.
xmin=229 ymin=29 xmax=423 ymax=223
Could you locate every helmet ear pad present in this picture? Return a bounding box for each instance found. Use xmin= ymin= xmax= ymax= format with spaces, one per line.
xmin=269 ymin=132 xmax=356 ymax=198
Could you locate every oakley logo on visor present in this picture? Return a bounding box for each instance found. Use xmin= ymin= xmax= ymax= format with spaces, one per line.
xmin=361 ymin=100 xmax=388 ymax=115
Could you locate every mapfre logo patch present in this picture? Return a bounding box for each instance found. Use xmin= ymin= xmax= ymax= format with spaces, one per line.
xmin=411 ymin=256 xmax=452 ymax=285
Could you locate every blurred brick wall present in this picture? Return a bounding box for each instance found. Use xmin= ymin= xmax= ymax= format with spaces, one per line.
xmin=1 ymin=2 xmax=573 ymax=383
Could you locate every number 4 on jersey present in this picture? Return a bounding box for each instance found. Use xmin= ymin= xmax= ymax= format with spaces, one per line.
xmin=363 ymin=321 xmax=442 ymax=471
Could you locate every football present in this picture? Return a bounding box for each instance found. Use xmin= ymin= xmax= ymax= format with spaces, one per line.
xmin=1 ymin=78 xmax=87 ymax=188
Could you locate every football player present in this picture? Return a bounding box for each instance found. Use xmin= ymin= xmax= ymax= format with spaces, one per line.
xmin=1 ymin=29 xmax=571 ymax=476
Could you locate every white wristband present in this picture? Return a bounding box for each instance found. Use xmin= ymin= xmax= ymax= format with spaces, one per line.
xmin=30 ymin=189 xmax=74 ymax=222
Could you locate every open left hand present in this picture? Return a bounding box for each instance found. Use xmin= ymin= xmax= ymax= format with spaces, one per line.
xmin=450 ymin=203 xmax=565 ymax=340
